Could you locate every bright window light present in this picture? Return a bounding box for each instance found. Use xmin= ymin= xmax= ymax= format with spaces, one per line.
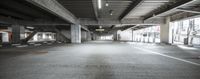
xmin=98 ymin=0 xmax=102 ymax=9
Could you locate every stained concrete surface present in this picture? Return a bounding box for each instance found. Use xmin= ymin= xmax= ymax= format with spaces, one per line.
xmin=0 ymin=41 xmax=200 ymax=79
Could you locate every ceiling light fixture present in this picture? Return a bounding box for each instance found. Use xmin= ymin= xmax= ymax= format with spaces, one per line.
xmin=99 ymin=26 xmax=102 ymax=29
xmin=110 ymin=13 xmax=113 ymax=15
xmin=98 ymin=0 xmax=102 ymax=9
xmin=106 ymin=3 xmax=109 ymax=6
xmin=105 ymin=0 xmax=109 ymax=7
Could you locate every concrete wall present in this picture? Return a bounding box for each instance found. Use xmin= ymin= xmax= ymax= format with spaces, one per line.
xmin=56 ymin=30 xmax=71 ymax=42
xmin=12 ymin=25 xmax=25 ymax=44
xmin=61 ymin=30 xmax=71 ymax=39
xmin=81 ymin=30 xmax=92 ymax=42
xmin=27 ymin=0 xmax=76 ymax=23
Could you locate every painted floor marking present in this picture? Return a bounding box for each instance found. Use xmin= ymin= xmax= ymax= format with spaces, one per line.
xmin=134 ymin=47 xmax=200 ymax=66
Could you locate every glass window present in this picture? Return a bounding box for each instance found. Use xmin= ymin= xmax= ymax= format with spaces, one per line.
xmin=194 ymin=18 xmax=200 ymax=31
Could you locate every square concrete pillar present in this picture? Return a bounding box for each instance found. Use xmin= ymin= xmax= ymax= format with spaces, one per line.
xmin=91 ymin=33 xmax=96 ymax=40
xmin=87 ymin=32 xmax=92 ymax=41
xmin=81 ymin=31 xmax=87 ymax=42
xmin=113 ymin=31 xmax=118 ymax=41
xmin=71 ymin=24 xmax=81 ymax=43
xmin=160 ymin=17 xmax=170 ymax=44
xmin=12 ymin=25 xmax=25 ymax=44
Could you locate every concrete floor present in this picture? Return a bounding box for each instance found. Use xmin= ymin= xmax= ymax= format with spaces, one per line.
xmin=0 ymin=41 xmax=200 ymax=79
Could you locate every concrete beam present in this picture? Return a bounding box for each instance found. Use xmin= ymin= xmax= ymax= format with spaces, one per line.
xmin=177 ymin=8 xmax=200 ymax=14
xmin=81 ymin=26 xmax=90 ymax=32
xmin=92 ymin=0 xmax=99 ymax=20
xmin=0 ymin=8 xmax=33 ymax=20
xmin=26 ymin=0 xmax=77 ymax=24
xmin=119 ymin=0 xmax=144 ymax=20
xmin=0 ymin=14 xmax=164 ymax=26
xmin=80 ymin=18 xmax=165 ymax=25
xmin=130 ymin=25 xmax=141 ymax=30
xmin=0 ymin=16 xmax=69 ymax=26
xmin=144 ymin=0 xmax=194 ymax=20
xmin=170 ymin=12 xmax=199 ymax=22
xmin=121 ymin=25 xmax=135 ymax=31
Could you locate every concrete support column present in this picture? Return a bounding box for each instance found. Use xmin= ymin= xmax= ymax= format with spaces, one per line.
xmin=91 ymin=33 xmax=96 ymax=40
xmin=81 ymin=31 xmax=87 ymax=42
xmin=131 ymin=29 xmax=134 ymax=42
xmin=153 ymin=32 xmax=156 ymax=43
xmin=12 ymin=25 xmax=25 ymax=44
xmin=160 ymin=17 xmax=170 ymax=44
xmin=87 ymin=32 xmax=92 ymax=41
xmin=55 ymin=28 xmax=71 ymax=43
xmin=188 ymin=19 xmax=195 ymax=46
xmin=71 ymin=24 xmax=81 ymax=43
xmin=56 ymin=33 xmax=65 ymax=42
xmin=113 ymin=31 xmax=118 ymax=41
xmin=147 ymin=32 xmax=150 ymax=43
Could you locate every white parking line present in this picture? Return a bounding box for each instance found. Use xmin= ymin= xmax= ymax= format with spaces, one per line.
xmin=134 ymin=47 xmax=200 ymax=66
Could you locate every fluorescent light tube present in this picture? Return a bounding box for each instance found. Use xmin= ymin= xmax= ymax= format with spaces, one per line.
xmin=98 ymin=0 xmax=102 ymax=9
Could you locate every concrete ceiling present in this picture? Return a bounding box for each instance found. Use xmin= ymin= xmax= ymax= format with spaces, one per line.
xmin=57 ymin=0 xmax=133 ymax=20
xmin=125 ymin=0 xmax=171 ymax=19
xmin=98 ymin=0 xmax=132 ymax=19
xmin=0 ymin=0 xmax=68 ymax=25
xmin=157 ymin=0 xmax=200 ymax=17
xmin=1 ymin=0 xmax=200 ymax=33
xmin=56 ymin=0 xmax=174 ymax=21
xmin=57 ymin=0 xmax=96 ymax=18
xmin=0 ymin=0 xmax=59 ymax=20
xmin=56 ymin=0 xmax=200 ymax=32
